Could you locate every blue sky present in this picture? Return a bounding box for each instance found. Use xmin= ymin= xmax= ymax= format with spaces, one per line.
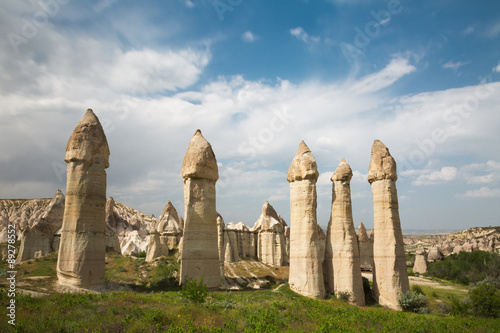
xmin=1 ymin=0 xmax=500 ymax=231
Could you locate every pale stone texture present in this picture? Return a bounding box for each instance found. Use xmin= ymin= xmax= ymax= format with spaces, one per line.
xmin=427 ymin=246 xmax=442 ymax=262
xmin=217 ymin=214 xmax=225 ymax=277
xmin=413 ymin=247 xmax=428 ymax=274
xmin=357 ymin=222 xmax=374 ymax=270
xmin=146 ymin=201 xmax=182 ymax=262
xmin=105 ymin=197 xmax=153 ymax=256
xmin=252 ymin=201 xmax=289 ymax=266
xmin=57 ymin=109 xmax=110 ymax=288
xmin=180 ymin=130 xmax=220 ymax=288
xmin=324 ymin=159 xmax=365 ymax=305
xmin=17 ymin=189 xmax=65 ymax=262
xmin=368 ymin=140 xmax=409 ymax=310
xmin=287 ymin=141 xmax=325 ymax=299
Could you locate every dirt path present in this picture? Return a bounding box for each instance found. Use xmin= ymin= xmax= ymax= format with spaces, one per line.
xmin=362 ymin=272 xmax=467 ymax=292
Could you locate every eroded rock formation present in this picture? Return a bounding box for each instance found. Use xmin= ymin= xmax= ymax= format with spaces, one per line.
xmin=253 ymin=201 xmax=288 ymax=266
xmin=57 ymin=109 xmax=110 ymax=288
xmin=179 ymin=130 xmax=220 ymax=288
xmin=368 ymin=140 xmax=409 ymax=310
xmin=357 ymin=222 xmax=374 ymax=270
xmin=17 ymin=189 xmax=65 ymax=262
xmin=287 ymin=141 xmax=325 ymax=299
xmin=413 ymin=247 xmax=428 ymax=274
xmin=324 ymin=159 xmax=365 ymax=305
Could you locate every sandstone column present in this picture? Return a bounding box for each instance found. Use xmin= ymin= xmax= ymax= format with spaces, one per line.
xmin=325 ymin=159 xmax=365 ymax=305
xmin=413 ymin=248 xmax=428 ymax=274
xmin=57 ymin=109 xmax=110 ymax=287
xmin=287 ymin=141 xmax=325 ymax=299
xmin=368 ymin=140 xmax=409 ymax=310
xmin=358 ymin=222 xmax=374 ymax=270
xmin=180 ymin=129 xmax=220 ymax=288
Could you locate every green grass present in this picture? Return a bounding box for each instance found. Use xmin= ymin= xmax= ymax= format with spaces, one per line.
xmin=1 ymin=252 xmax=498 ymax=332
xmin=1 ymin=286 xmax=498 ymax=332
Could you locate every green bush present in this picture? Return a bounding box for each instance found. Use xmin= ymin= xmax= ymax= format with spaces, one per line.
xmin=411 ymin=285 xmax=425 ymax=295
xmin=336 ymin=291 xmax=351 ymax=303
xmin=180 ymin=276 xmax=208 ymax=303
xmin=469 ymin=283 xmax=500 ymax=318
xmin=426 ymin=250 xmax=499 ymax=285
xmin=398 ymin=291 xmax=429 ymax=314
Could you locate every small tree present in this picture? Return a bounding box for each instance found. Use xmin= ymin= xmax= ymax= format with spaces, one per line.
xmin=469 ymin=283 xmax=500 ymax=318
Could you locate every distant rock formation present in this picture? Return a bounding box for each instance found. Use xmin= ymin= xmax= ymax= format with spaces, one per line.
xmin=368 ymin=140 xmax=409 ymax=310
xmin=16 ymin=190 xmax=65 ymax=262
xmin=427 ymin=246 xmax=442 ymax=262
xmin=413 ymin=247 xmax=428 ymax=274
xmin=145 ymin=201 xmax=182 ymax=262
xmin=57 ymin=109 xmax=110 ymax=288
xmin=179 ymin=130 xmax=220 ymax=289
xmin=0 ymin=198 xmax=52 ymax=241
xmin=253 ymin=201 xmax=289 ymax=266
xmin=287 ymin=141 xmax=325 ymax=299
xmin=217 ymin=213 xmax=225 ymax=277
xmin=105 ymin=197 xmax=153 ymax=256
xmin=324 ymin=159 xmax=365 ymax=305
xmin=357 ymin=222 xmax=374 ymax=270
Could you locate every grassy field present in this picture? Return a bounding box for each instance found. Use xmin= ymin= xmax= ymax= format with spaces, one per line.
xmin=0 ymin=252 xmax=499 ymax=332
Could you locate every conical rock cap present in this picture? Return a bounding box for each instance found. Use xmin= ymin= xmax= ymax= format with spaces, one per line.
xmin=287 ymin=141 xmax=319 ymax=182
xmin=65 ymin=109 xmax=110 ymax=167
xmin=181 ymin=129 xmax=218 ymax=181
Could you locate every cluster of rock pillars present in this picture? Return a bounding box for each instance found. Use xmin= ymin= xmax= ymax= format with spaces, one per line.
xmin=51 ymin=109 xmax=409 ymax=311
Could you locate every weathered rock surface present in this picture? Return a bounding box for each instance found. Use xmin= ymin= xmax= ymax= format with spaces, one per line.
xmin=357 ymin=222 xmax=374 ymax=270
xmin=253 ymin=201 xmax=288 ymax=266
xmin=287 ymin=141 xmax=325 ymax=299
xmin=0 ymin=198 xmax=52 ymax=240
xmin=324 ymin=159 xmax=365 ymax=305
xmin=57 ymin=109 xmax=110 ymax=288
xmin=105 ymin=197 xmax=154 ymax=256
xmin=180 ymin=130 xmax=220 ymax=288
xmin=413 ymin=247 xmax=428 ymax=274
xmin=427 ymin=246 xmax=442 ymax=262
xmin=17 ymin=190 xmax=65 ymax=262
xmin=368 ymin=140 xmax=409 ymax=310
xmin=217 ymin=213 xmax=225 ymax=277
xmin=145 ymin=201 xmax=182 ymax=262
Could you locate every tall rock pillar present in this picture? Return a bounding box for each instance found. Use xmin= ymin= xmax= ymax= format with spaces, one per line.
xmin=180 ymin=130 xmax=220 ymax=288
xmin=368 ymin=140 xmax=409 ymax=310
xmin=57 ymin=109 xmax=110 ymax=287
xmin=325 ymin=159 xmax=365 ymax=305
xmin=287 ymin=141 xmax=325 ymax=299
xmin=357 ymin=222 xmax=374 ymax=270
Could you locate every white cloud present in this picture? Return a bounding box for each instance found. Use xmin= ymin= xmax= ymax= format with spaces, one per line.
xmin=493 ymin=61 xmax=500 ymax=73
xmin=463 ymin=26 xmax=474 ymax=36
xmin=289 ymin=27 xmax=320 ymax=44
xmin=443 ymin=60 xmax=468 ymax=71
xmin=413 ymin=167 xmax=458 ymax=186
xmin=350 ymin=57 xmax=416 ymax=94
xmin=462 ymin=187 xmax=500 ymax=198
xmin=242 ymin=31 xmax=257 ymax=42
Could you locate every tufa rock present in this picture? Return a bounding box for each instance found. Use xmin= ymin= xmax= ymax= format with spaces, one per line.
xmin=179 ymin=130 xmax=221 ymax=288
xmin=368 ymin=140 xmax=409 ymax=310
xmin=324 ymin=159 xmax=365 ymax=305
xmin=287 ymin=141 xmax=325 ymax=299
xmin=57 ymin=109 xmax=110 ymax=288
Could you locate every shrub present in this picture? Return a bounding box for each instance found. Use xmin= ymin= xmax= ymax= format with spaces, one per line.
xmin=337 ymin=291 xmax=351 ymax=302
xmin=411 ymin=285 xmax=425 ymax=295
xmin=180 ymin=276 xmax=208 ymax=303
xmin=468 ymin=282 xmax=500 ymax=318
xmin=398 ymin=291 xmax=429 ymax=314
xmin=137 ymin=251 xmax=147 ymax=258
